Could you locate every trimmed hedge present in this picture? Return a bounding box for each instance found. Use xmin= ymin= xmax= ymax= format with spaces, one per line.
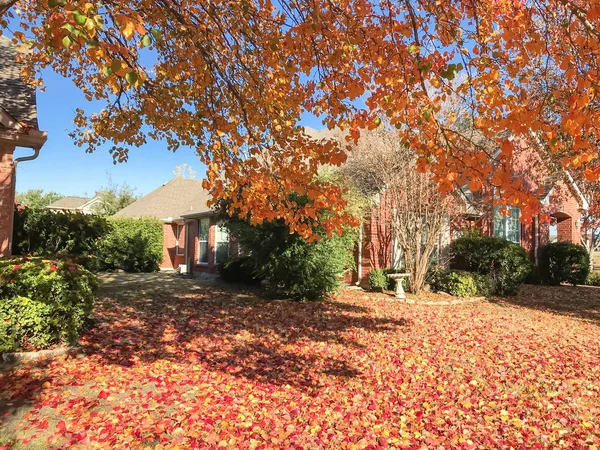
xmin=12 ymin=207 xmax=107 ymax=266
xmin=539 ymin=242 xmax=590 ymax=286
xmin=98 ymin=217 xmax=163 ymax=273
xmin=439 ymin=270 xmax=477 ymax=297
xmin=450 ymin=233 xmax=533 ymax=295
xmin=0 ymin=258 xmax=98 ymax=352
xmin=429 ymin=269 xmax=493 ymax=298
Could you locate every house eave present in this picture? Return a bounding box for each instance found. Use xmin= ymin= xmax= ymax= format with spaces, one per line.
xmin=0 ymin=128 xmax=48 ymax=149
xmin=181 ymin=210 xmax=213 ymax=220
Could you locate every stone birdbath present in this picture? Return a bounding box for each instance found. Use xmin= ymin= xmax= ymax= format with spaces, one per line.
xmin=387 ymin=273 xmax=410 ymax=299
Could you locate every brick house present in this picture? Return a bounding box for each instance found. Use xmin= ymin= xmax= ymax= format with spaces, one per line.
xmin=347 ymin=136 xmax=589 ymax=285
xmin=46 ymin=195 xmax=104 ymax=213
xmin=114 ymin=177 xmax=236 ymax=273
xmin=0 ymin=36 xmax=47 ymax=258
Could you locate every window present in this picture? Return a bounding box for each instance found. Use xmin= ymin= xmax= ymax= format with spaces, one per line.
xmin=494 ymin=206 xmax=521 ymax=243
xmin=215 ymin=222 xmax=230 ymax=264
xmin=198 ymin=218 xmax=209 ymax=264
xmin=175 ymin=224 xmax=185 ymax=256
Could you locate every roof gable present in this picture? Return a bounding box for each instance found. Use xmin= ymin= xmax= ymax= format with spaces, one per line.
xmin=47 ymin=196 xmax=93 ymax=210
xmin=114 ymin=178 xmax=211 ymax=220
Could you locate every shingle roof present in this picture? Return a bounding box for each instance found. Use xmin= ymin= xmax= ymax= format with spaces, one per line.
xmin=0 ymin=36 xmax=38 ymax=129
xmin=47 ymin=196 xmax=92 ymax=210
xmin=114 ymin=178 xmax=211 ymax=220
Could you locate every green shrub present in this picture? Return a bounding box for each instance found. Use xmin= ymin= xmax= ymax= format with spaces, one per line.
xmin=219 ymin=256 xmax=262 ymax=284
xmin=98 ymin=217 xmax=163 ymax=272
xmin=450 ymin=234 xmax=533 ymax=295
xmin=471 ymin=273 xmax=495 ymax=297
xmin=368 ymin=268 xmax=388 ymax=292
xmin=258 ymin=234 xmax=355 ymax=300
xmin=435 ymin=270 xmax=477 ymax=297
xmin=12 ymin=207 xmax=108 ymax=268
xmin=224 ymin=214 xmax=356 ymax=301
xmin=427 ymin=265 xmax=446 ymax=291
xmin=0 ymin=258 xmax=98 ymax=352
xmin=586 ymin=272 xmax=600 ymax=286
xmin=539 ymin=242 xmax=590 ymax=286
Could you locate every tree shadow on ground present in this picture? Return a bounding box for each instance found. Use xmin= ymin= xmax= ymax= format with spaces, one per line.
xmin=78 ymin=278 xmax=410 ymax=388
xmin=0 ymin=275 xmax=410 ymax=424
xmin=490 ymin=284 xmax=600 ymax=324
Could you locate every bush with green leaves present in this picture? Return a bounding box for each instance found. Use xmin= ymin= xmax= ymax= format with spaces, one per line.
xmin=368 ymin=268 xmax=388 ymax=292
xmin=12 ymin=207 xmax=108 ymax=268
xmin=471 ymin=272 xmax=495 ymax=297
xmin=539 ymin=242 xmax=590 ymax=286
xmin=435 ymin=270 xmax=477 ymax=297
xmin=450 ymin=233 xmax=533 ymax=295
xmin=218 ymin=256 xmax=262 ymax=284
xmin=0 ymin=258 xmax=98 ymax=352
xmin=224 ymin=212 xmax=356 ymax=301
xmin=97 ymin=217 xmax=164 ymax=273
xmin=586 ymin=272 xmax=600 ymax=286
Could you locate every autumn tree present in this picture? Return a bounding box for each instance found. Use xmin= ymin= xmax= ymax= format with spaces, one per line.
xmin=343 ymin=127 xmax=458 ymax=294
xmin=15 ymin=189 xmax=62 ymax=209
xmin=2 ymin=0 xmax=600 ymax=236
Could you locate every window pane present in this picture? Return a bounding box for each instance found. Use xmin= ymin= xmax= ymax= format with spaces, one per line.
xmin=199 ymin=218 xmax=209 ymax=240
xmin=216 ymin=223 xmax=229 ymax=242
xmin=199 ymin=242 xmax=208 ymax=263
xmin=216 ymin=242 xmax=229 ymax=264
xmin=506 ymin=207 xmax=521 ymax=243
xmin=493 ymin=207 xmax=505 ymax=239
xmin=215 ymin=222 xmax=230 ymax=264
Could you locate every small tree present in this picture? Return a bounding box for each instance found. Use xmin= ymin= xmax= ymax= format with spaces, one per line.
xmin=16 ymin=189 xmax=62 ymax=209
xmin=93 ymin=176 xmax=138 ymax=216
xmin=343 ymin=127 xmax=458 ymax=294
xmin=174 ymin=163 xmax=197 ymax=179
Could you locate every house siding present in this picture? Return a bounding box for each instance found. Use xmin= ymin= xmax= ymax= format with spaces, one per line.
xmin=0 ymin=145 xmax=15 ymax=257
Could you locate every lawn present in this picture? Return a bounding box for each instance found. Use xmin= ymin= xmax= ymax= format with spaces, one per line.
xmin=1 ymin=274 xmax=599 ymax=449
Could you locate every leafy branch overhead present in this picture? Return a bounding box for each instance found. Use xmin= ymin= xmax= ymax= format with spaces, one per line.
xmin=4 ymin=0 xmax=600 ymax=235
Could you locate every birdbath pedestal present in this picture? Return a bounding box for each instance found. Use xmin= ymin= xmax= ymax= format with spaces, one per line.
xmin=387 ymin=273 xmax=410 ymax=299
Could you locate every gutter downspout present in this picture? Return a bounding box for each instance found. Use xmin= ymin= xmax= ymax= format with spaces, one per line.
xmin=10 ymin=147 xmax=41 ymax=255
xmin=356 ymin=222 xmax=363 ymax=285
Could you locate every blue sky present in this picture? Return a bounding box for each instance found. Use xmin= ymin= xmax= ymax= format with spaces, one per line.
xmin=14 ymin=69 xmax=209 ymax=197
xmin=16 ymin=69 xmax=324 ymax=198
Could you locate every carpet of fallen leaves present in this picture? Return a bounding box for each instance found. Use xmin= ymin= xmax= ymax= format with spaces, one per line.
xmin=1 ymin=275 xmax=600 ymax=449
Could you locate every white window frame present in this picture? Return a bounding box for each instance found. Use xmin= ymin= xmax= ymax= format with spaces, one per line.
xmin=175 ymin=224 xmax=185 ymax=256
xmin=494 ymin=206 xmax=521 ymax=244
xmin=214 ymin=222 xmax=230 ymax=265
xmin=198 ymin=218 xmax=210 ymax=264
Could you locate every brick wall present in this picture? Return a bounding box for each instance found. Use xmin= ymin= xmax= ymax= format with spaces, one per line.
xmin=0 ymin=145 xmax=15 ymax=257
xmin=550 ymin=182 xmax=582 ymax=245
xmin=160 ymin=222 xmax=186 ymax=270
xmin=347 ymin=192 xmax=395 ymax=286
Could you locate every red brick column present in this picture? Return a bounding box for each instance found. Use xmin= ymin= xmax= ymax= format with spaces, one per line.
xmin=0 ymin=145 xmax=16 ymax=257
